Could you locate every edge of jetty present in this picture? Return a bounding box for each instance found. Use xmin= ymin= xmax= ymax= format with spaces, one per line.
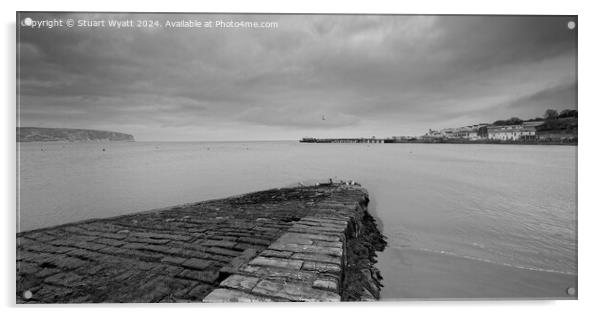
xmin=16 ymin=183 xmax=386 ymax=303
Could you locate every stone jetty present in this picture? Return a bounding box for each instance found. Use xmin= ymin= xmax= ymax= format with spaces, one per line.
xmin=16 ymin=183 xmax=386 ymax=303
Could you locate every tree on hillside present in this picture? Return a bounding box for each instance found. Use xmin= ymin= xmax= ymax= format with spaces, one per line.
xmin=493 ymin=117 xmax=523 ymax=126
xmin=507 ymin=117 xmax=522 ymax=125
xmin=544 ymin=109 xmax=559 ymax=120
xmin=558 ymin=109 xmax=578 ymax=118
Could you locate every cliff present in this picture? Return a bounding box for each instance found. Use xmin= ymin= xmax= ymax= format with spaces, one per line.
xmin=17 ymin=127 xmax=135 ymax=142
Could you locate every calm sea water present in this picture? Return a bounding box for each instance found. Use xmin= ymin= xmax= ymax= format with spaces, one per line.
xmin=17 ymin=141 xmax=577 ymax=296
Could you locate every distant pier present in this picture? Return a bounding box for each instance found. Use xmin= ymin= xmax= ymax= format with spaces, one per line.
xmin=16 ymin=183 xmax=385 ymax=303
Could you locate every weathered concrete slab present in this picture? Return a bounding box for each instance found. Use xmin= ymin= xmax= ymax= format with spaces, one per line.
xmin=17 ymin=183 xmax=380 ymax=303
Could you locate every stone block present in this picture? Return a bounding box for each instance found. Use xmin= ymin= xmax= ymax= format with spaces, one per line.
xmin=98 ymin=232 xmax=128 ymax=240
xmin=74 ymin=242 xmax=107 ymax=251
xmin=207 ymin=247 xmax=241 ymax=257
xmin=252 ymin=279 xmax=340 ymax=302
xmin=248 ymin=256 xmax=303 ymax=270
xmin=232 ymin=242 xmax=264 ymax=251
xmin=302 ymin=261 xmax=341 ymax=274
xmin=253 ymin=226 xmax=280 ymax=233
xmin=202 ymin=239 xmax=237 ymax=248
xmin=292 ymin=224 xmax=343 ymax=234
xmin=178 ymin=269 xmax=220 ymax=283
xmin=203 ymin=288 xmax=274 ymax=303
xmin=220 ymin=248 xmax=258 ymax=275
xmin=181 ymin=258 xmax=212 ymax=270
xmin=128 ymin=237 xmax=171 ymax=245
xmin=296 ymin=220 xmax=348 ymax=230
xmin=235 ymin=237 xmax=272 ymax=246
xmin=281 ymin=232 xmax=341 ymax=242
xmin=269 ymin=243 xmax=343 ymax=257
xmin=288 ymin=227 xmax=344 ymax=239
xmin=200 ymin=253 xmax=232 ymax=263
xmin=33 ymin=285 xmax=73 ymax=303
xmin=291 ymin=252 xmax=341 ymax=265
xmin=314 ymin=215 xmax=353 ymax=223
xmin=16 ymin=250 xmax=40 ymax=261
xmin=128 ymin=276 xmax=176 ymax=303
xmin=161 ymin=256 xmax=187 ymax=265
xmin=301 ymin=217 xmax=349 ymax=227
xmin=27 ymin=232 xmax=56 ymax=242
xmin=93 ymin=238 xmax=125 ymax=247
xmin=35 ymin=268 xmax=60 ymax=279
xmin=314 ymin=240 xmax=343 ymax=248
xmin=66 ymin=248 xmax=105 ymax=261
xmin=131 ymin=232 xmax=191 ymax=242
xmin=207 ymin=235 xmax=238 ymax=242
xmin=17 ymin=261 xmax=38 ymax=275
xmin=100 ymin=247 xmax=163 ymax=262
xmin=241 ymin=265 xmax=315 ymax=281
xmin=260 ymin=249 xmax=293 ymax=258
xmin=51 ymin=255 xmax=88 ymax=270
xmin=312 ymin=278 xmax=339 ymax=292
xmin=44 ymin=272 xmax=83 ymax=287
xmin=114 ymin=269 xmax=140 ymax=282
xmin=276 ymin=234 xmax=314 ymax=245
xmin=220 ymin=274 xmax=260 ymax=291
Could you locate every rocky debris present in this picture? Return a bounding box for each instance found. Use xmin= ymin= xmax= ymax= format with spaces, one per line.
xmin=16 ymin=183 xmax=385 ymax=303
xmin=340 ymin=208 xmax=387 ymax=301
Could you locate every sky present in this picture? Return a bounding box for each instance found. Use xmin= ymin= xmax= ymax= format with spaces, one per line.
xmin=17 ymin=13 xmax=577 ymax=141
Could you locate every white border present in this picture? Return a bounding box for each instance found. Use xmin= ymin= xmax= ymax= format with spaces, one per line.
xmin=2 ymin=1 xmax=601 ymax=315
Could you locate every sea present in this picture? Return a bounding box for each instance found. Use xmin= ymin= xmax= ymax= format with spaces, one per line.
xmin=17 ymin=141 xmax=577 ymax=299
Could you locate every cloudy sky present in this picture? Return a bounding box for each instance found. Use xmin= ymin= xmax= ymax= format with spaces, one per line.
xmin=17 ymin=13 xmax=577 ymax=141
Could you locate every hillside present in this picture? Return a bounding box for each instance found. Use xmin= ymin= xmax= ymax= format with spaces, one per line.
xmin=17 ymin=127 xmax=135 ymax=142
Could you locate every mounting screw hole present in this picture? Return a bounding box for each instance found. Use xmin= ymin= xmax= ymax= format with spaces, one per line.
xmin=567 ymin=21 xmax=576 ymax=30
xmin=567 ymin=287 xmax=576 ymax=296
xmin=23 ymin=290 xmax=32 ymax=300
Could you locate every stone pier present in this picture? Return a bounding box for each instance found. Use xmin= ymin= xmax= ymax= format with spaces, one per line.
xmin=16 ymin=183 xmax=385 ymax=303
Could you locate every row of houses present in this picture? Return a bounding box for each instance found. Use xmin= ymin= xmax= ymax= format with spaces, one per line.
xmin=423 ymin=120 xmax=576 ymax=142
xmin=487 ymin=122 xmax=542 ymax=141
xmin=425 ymin=124 xmax=490 ymax=140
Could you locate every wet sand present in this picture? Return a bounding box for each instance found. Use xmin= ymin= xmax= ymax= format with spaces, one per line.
xmin=377 ymin=247 xmax=577 ymax=300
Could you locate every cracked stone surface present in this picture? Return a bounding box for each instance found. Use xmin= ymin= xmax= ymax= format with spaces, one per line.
xmin=17 ymin=183 xmax=373 ymax=303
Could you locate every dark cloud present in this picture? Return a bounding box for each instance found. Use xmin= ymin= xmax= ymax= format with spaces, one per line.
xmin=506 ymin=81 xmax=577 ymax=114
xmin=17 ymin=13 xmax=577 ymax=140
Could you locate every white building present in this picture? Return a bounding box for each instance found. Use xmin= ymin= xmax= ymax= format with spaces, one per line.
xmin=487 ymin=122 xmax=542 ymax=141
